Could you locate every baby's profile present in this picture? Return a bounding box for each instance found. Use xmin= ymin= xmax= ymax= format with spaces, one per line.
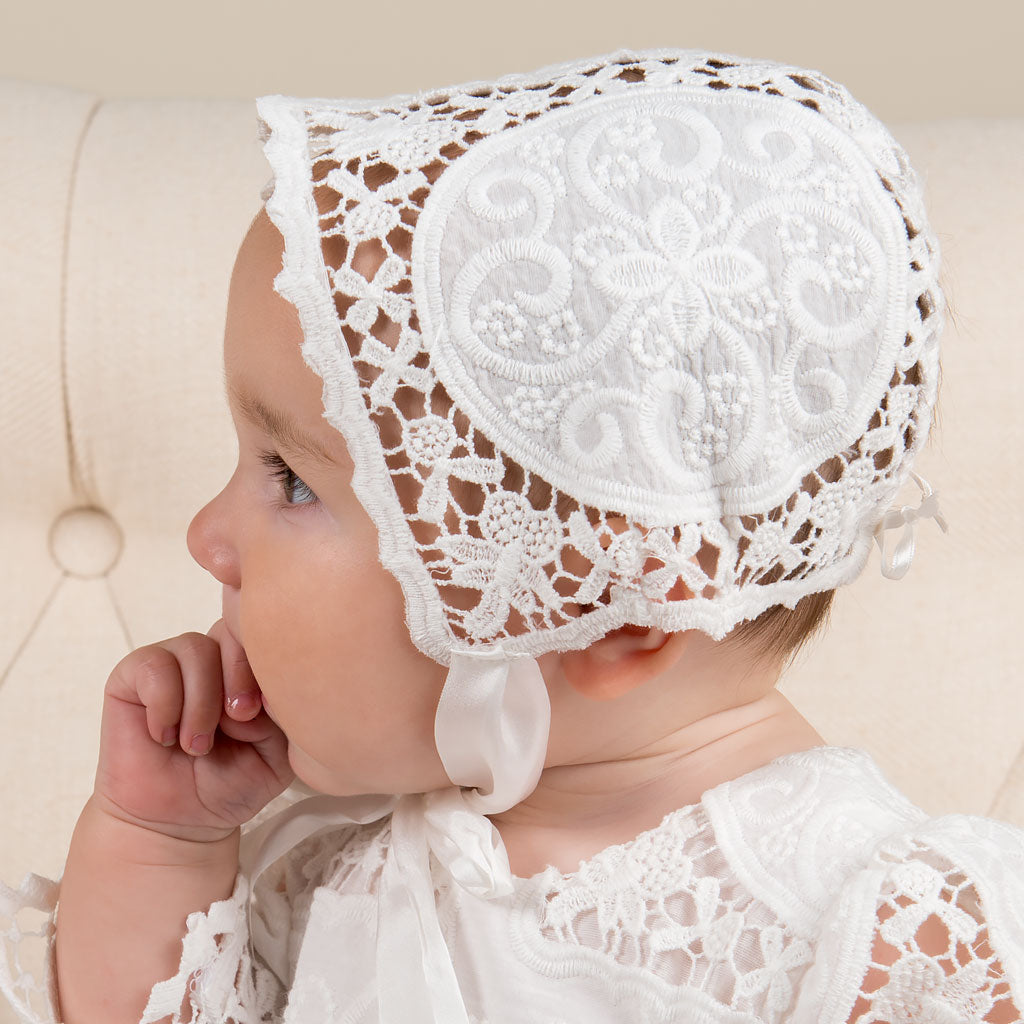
xmin=2 ymin=47 xmax=1023 ymax=1024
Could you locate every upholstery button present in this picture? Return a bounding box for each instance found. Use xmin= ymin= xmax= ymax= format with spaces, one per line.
xmin=49 ymin=506 xmax=124 ymax=579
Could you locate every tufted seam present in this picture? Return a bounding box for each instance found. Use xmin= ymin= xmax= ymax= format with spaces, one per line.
xmin=59 ymin=96 xmax=104 ymax=504
xmin=104 ymin=575 xmax=134 ymax=650
xmin=0 ymin=575 xmax=64 ymax=691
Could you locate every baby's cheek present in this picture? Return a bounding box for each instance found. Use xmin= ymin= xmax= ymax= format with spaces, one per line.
xmin=237 ymin=578 xmax=308 ymax=688
xmin=316 ymin=551 xmax=412 ymax=662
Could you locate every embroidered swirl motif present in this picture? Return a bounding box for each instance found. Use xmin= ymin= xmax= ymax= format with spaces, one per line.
xmin=415 ymin=88 xmax=904 ymax=524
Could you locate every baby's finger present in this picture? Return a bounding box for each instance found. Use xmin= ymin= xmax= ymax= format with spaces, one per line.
xmin=164 ymin=633 xmax=225 ymax=756
xmin=119 ymin=646 xmax=186 ymax=748
xmin=209 ymin=621 xmax=262 ymax=722
xmin=218 ymin=706 xmax=280 ymax=744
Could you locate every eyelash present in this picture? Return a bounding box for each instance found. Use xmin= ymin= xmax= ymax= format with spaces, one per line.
xmin=259 ymin=451 xmax=319 ymax=507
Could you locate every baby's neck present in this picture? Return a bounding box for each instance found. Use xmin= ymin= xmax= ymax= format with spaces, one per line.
xmin=490 ymin=690 xmax=825 ymax=878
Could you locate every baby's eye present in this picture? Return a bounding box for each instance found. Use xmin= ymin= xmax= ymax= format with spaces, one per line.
xmin=259 ymin=451 xmax=320 ymax=507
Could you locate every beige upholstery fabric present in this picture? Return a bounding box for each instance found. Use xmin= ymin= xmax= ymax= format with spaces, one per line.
xmin=0 ymin=83 xmax=267 ymax=895
xmin=0 ymin=82 xmax=1021 ymax=996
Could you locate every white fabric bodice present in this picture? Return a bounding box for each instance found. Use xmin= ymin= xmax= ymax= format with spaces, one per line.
xmin=4 ymin=746 xmax=1023 ymax=1023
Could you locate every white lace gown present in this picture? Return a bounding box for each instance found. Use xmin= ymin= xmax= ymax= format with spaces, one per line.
xmin=3 ymin=746 xmax=1023 ymax=1023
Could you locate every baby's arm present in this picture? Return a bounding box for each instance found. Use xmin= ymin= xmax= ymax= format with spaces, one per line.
xmin=57 ymin=801 xmax=240 ymax=1023
xmin=54 ymin=625 xmax=293 ymax=1024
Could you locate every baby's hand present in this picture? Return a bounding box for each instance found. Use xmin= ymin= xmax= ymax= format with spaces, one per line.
xmin=92 ymin=621 xmax=294 ymax=843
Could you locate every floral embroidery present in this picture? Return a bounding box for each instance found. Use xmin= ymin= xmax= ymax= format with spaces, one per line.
xmin=438 ymin=493 xmax=563 ymax=635
xmin=473 ymin=300 xmax=528 ymax=352
xmin=322 ymin=109 xmax=466 ymax=168
xmin=332 ymin=255 xmax=412 ymax=334
xmin=680 ymin=370 xmax=754 ymax=468
xmin=506 ymin=384 xmax=580 ymax=432
xmin=404 ymin=415 xmax=458 ymax=466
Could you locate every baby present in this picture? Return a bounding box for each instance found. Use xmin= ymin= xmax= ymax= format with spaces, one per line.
xmin=4 ymin=47 xmax=1024 ymax=1024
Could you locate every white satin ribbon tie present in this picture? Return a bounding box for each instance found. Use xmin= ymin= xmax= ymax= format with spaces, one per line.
xmin=239 ymin=649 xmax=551 ymax=1024
xmin=873 ymin=471 xmax=949 ymax=580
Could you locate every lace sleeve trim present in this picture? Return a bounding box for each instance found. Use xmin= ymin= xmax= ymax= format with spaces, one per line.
xmin=0 ymin=873 xmax=60 ymax=1024
xmin=0 ymin=824 xmax=335 ymax=1024
xmin=795 ymin=817 xmax=1024 ymax=1023
xmin=140 ymin=874 xmax=286 ymax=1024
xmin=139 ymin=825 xmax=349 ymax=1024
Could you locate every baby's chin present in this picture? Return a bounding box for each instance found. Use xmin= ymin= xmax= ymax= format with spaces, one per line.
xmin=285 ymin=744 xmax=370 ymax=797
xmin=285 ymin=744 xmax=449 ymax=799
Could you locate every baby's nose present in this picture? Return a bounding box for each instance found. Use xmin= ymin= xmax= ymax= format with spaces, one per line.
xmin=187 ymin=492 xmax=241 ymax=588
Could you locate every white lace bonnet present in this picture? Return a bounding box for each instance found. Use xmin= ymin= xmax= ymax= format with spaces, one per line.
xmin=257 ymin=47 xmax=944 ymax=663
xmin=250 ymin=48 xmax=946 ymax=1021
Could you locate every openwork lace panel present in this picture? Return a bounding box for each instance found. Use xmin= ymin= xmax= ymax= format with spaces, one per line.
xmin=135 ymin=814 xmax=1024 ymax=1024
xmin=259 ymin=48 xmax=943 ymax=662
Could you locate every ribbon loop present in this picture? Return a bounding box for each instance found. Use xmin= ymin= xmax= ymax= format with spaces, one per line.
xmin=874 ymin=472 xmax=949 ymax=580
xmin=435 ymin=650 xmax=551 ymax=814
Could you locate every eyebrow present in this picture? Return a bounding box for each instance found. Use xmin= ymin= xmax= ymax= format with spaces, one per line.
xmin=227 ymin=378 xmax=337 ymax=467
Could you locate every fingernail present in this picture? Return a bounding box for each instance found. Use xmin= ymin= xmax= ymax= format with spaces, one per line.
xmin=189 ymin=733 xmax=212 ymax=755
xmin=227 ymin=692 xmax=260 ymax=716
xmin=161 ymin=727 xmax=177 ymax=747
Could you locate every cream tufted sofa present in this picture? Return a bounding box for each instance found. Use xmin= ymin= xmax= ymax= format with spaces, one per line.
xmin=1 ymin=81 xmax=1022 ymax=1014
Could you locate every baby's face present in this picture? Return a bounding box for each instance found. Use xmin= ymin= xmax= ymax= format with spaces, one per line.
xmin=187 ymin=209 xmax=452 ymax=796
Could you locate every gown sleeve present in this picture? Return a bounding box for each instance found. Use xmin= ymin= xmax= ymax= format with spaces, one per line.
xmin=0 ymin=828 xmax=337 ymax=1024
xmin=138 ymin=873 xmax=279 ymax=1024
xmin=0 ymin=873 xmax=60 ymax=1023
xmin=138 ymin=826 xmax=351 ymax=1024
xmin=793 ymin=814 xmax=1024 ymax=1023
xmin=0 ymin=870 xmax=285 ymax=1024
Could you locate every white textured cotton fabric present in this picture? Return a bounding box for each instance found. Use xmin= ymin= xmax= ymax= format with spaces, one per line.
xmin=3 ymin=747 xmax=1022 ymax=1023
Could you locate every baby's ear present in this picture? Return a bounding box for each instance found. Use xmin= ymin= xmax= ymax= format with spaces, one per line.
xmin=560 ymin=626 xmax=691 ymax=701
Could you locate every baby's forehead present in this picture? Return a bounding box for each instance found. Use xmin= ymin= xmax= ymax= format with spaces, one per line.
xmin=234 ymin=207 xmax=283 ymax=281
xmin=226 ymin=215 xmax=360 ymax=469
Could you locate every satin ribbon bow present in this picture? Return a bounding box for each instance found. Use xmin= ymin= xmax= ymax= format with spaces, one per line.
xmin=873 ymin=472 xmax=949 ymax=580
xmin=239 ymin=648 xmax=551 ymax=1024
